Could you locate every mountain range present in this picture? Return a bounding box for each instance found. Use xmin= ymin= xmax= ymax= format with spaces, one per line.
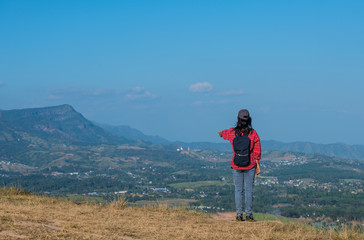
xmin=1 ymin=104 xmax=364 ymax=161
xmin=95 ymin=122 xmax=364 ymax=161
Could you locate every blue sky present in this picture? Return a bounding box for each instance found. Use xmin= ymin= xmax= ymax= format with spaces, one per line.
xmin=1 ymin=0 xmax=363 ymax=145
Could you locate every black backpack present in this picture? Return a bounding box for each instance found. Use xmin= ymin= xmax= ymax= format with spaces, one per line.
xmin=232 ymin=131 xmax=251 ymax=166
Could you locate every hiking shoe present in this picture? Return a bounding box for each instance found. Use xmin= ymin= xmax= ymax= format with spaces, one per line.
xmin=246 ymin=215 xmax=256 ymax=222
xmin=236 ymin=214 xmax=245 ymax=221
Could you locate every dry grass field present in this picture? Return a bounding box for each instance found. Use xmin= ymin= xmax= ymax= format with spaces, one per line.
xmin=0 ymin=187 xmax=362 ymax=240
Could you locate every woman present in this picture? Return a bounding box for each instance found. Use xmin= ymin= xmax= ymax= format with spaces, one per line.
xmin=218 ymin=109 xmax=261 ymax=222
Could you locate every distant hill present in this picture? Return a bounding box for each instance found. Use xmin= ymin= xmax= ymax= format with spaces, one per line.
xmin=176 ymin=141 xmax=364 ymax=161
xmin=97 ymin=123 xmax=170 ymax=145
xmin=99 ymin=123 xmax=364 ymax=161
xmin=262 ymin=140 xmax=364 ymax=161
xmin=177 ymin=141 xmax=364 ymax=161
xmin=0 ymin=104 xmax=128 ymax=145
xmin=95 ymin=123 xmax=231 ymax=152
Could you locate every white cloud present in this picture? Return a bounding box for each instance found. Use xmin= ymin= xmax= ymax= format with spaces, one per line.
xmin=189 ymin=82 xmax=213 ymax=93
xmin=128 ymin=86 xmax=144 ymax=93
xmin=47 ymin=86 xmax=157 ymax=101
xmin=47 ymin=88 xmax=123 ymax=99
xmin=0 ymin=81 xmax=4 ymax=87
xmin=125 ymin=91 xmax=157 ymax=100
xmin=124 ymin=86 xmax=157 ymax=100
xmin=217 ymin=89 xmax=244 ymax=96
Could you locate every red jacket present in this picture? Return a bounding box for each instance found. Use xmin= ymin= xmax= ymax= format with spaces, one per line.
xmin=221 ymin=128 xmax=261 ymax=170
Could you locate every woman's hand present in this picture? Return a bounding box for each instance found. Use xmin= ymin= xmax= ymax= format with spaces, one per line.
xmin=218 ymin=132 xmax=222 ymax=137
xmin=255 ymin=162 xmax=261 ymax=175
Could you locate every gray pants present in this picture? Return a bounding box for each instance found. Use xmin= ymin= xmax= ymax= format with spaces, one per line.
xmin=232 ymin=167 xmax=256 ymax=216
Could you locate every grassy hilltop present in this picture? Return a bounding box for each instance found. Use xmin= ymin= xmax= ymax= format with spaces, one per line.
xmin=0 ymin=188 xmax=362 ymax=240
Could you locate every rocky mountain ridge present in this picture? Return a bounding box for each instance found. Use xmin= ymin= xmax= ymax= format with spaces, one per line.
xmin=0 ymin=104 xmax=128 ymax=145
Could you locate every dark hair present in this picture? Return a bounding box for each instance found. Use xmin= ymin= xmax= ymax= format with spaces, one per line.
xmin=234 ymin=117 xmax=252 ymax=136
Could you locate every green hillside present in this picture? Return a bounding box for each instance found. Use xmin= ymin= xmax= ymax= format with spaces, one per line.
xmin=0 ymin=104 xmax=128 ymax=144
